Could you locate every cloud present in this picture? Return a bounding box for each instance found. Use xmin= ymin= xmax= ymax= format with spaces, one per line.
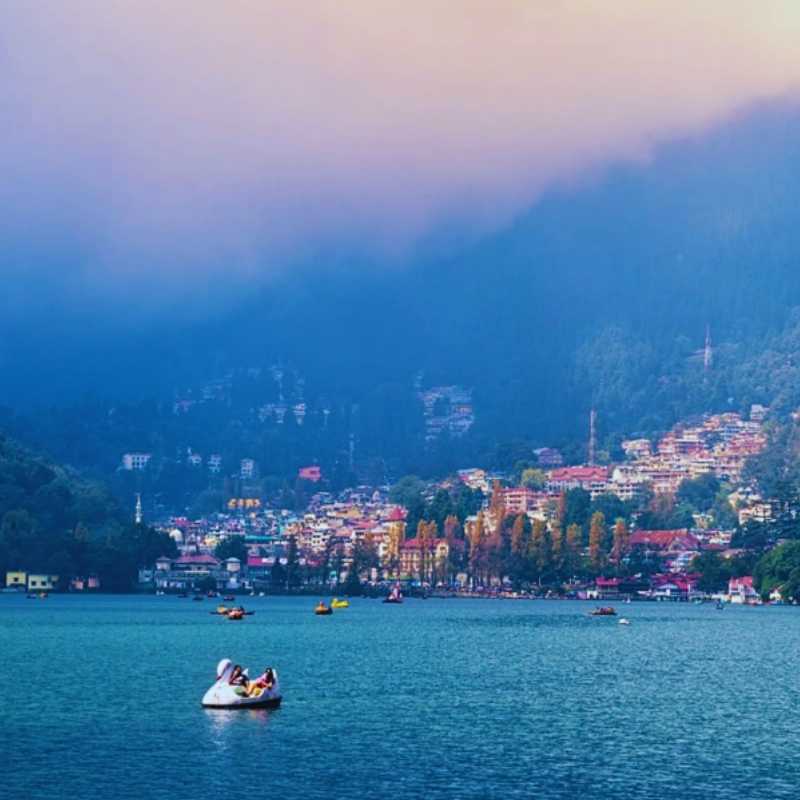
xmin=2 ymin=1 xmax=800 ymax=306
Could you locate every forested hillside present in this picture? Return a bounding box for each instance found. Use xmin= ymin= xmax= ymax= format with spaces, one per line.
xmin=5 ymin=100 xmax=800 ymax=484
xmin=0 ymin=435 xmax=175 ymax=590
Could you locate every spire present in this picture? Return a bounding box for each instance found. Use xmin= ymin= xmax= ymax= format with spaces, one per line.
xmin=703 ymin=324 xmax=712 ymax=373
xmin=588 ymin=408 xmax=597 ymax=466
xmin=135 ymin=493 xmax=143 ymax=526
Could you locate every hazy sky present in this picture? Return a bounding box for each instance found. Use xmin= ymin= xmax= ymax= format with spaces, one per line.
xmin=3 ymin=1 xmax=800 ymax=307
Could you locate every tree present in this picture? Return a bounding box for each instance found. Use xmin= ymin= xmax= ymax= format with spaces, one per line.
xmin=611 ymin=518 xmax=629 ymax=564
xmin=467 ymin=512 xmax=486 ymax=587
xmin=565 ymin=523 xmax=582 ymax=578
xmin=528 ymin=519 xmax=547 ymax=584
xmin=564 ymin=489 xmax=591 ymax=529
xmin=489 ymin=480 xmax=504 ymax=516
xmin=754 ymin=541 xmax=800 ymax=601
xmin=285 ymin=535 xmax=300 ymax=591
xmin=676 ymin=473 xmax=721 ymax=513
xmin=589 ymin=511 xmax=606 ymax=571
xmin=510 ymin=515 xmax=526 ymax=556
xmin=520 ymin=468 xmax=546 ymax=489
xmin=214 ymin=536 xmax=248 ymax=562
xmin=550 ymin=521 xmax=563 ymax=571
xmin=270 ymin=559 xmax=287 ymax=591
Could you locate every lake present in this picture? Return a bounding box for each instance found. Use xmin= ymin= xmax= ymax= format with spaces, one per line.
xmin=1 ymin=594 xmax=799 ymax=799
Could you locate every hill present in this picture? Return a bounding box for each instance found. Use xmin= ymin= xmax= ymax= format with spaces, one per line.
xmin=0 ymin=434 xmax=175 ymax=590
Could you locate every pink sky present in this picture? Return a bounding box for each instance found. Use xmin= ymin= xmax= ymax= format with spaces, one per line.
xmin=3 ymin=1 xmax=800 ymax=293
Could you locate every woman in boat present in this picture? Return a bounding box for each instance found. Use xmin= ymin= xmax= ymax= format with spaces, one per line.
xmin=229 ymin=665 xmax=248 ymax=686
xmin=247 ymin=667 xmax=276 ymax=695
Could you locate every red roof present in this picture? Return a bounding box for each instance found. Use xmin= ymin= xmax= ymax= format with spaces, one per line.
xmin=388 ymin=507 xmax=406 ymax=522
xmin=174 ymin=553 xmax=220 ymax=566
xmin=298 ymin=466 xmax=322 ymax=482
xmin=549 ymin=466 xmax=609 ymax=482
xmin=630 ymin=530 xmax=697 ymax=549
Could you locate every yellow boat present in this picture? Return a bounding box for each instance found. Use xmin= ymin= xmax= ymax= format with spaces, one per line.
xmin=331 ymin=598 xmax=349 ymax=609
xmin=216 ymin=604 xmax=229 ymax=615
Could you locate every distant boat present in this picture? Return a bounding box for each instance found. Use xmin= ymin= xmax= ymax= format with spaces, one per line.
xmin=383 ymin=585 xmax=403 ymax=604
xmin=618 ymin=618 xmax=631 ymax=626
xmin=590 ymin=606 xmax=617 ymax=616
xmin=315 ymin=602 xmax=333 ymax=616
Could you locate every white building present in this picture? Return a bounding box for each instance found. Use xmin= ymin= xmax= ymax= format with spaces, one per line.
xmin=121 ymin=453 xmax=152 ymax=471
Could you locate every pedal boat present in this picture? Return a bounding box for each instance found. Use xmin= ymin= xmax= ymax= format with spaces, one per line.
xmin=202 ymin=660 xmax=282 ymax=709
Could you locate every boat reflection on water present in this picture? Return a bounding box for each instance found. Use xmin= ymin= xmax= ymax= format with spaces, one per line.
xmin=203 ymin=705 xmax=281 ymax=735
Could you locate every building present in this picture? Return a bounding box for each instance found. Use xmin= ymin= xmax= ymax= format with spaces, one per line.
xmin=547 ymin=466 xmax=609 ymax=498
xmin=27 ymin=574 xmax=59 ymax=591
xmin=208 ymin=454 xmax=222 ymax=474
xmin=121 ymin=452 xmax=152 ymax=471
xmin=5 ymin=571 xmax=26 ymax=589
xmin=629 ymin=529 xmax=699 ymax=553
xmin=502 ymin=487 xmax=537 ymax=515
xmin=399 ymin=537 xmax=452 ymax=580
xmin=534 ymin=448 xmax=563 ymax=467
xmin=728 ymin=576 xmax=760 ymax=605
xmin=240 ymin=458 xmax=258 ymax=480
xmin=298 ymin=465 xmax=322 ymax=482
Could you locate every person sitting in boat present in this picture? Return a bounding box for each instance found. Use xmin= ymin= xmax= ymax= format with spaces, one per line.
xmin=229 ymin=665 xmax=248 ymax=686
xmin=246 ymin=666 xmax=275 ymax=696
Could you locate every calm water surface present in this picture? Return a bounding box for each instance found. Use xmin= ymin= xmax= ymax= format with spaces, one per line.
xmin=1 ymin=595 xmax=799 ymax=799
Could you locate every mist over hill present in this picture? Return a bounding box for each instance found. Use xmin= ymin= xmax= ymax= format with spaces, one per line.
xmin=4 ymin=99 xmax=800 ymax=481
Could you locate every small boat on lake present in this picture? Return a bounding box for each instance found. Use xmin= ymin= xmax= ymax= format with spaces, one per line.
xmin=383 ymin=585 xmax=403 ymax=604
xmin=590 ymin=606 xmax=617 ymax=616
xmin=202 ymin=659 xmax=281 ymax=709
xmin=331 ymin=598 xmax=349 ymax=609
xmin=223 ymin=595 xmax=235 ymax=602
xmin=314 ymin=601 xmax=333 ymax=615
xmin=618 ymin=618 xmax=631 ymax=626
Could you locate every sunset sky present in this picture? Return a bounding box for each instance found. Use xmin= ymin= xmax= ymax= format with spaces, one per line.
xmin=3 ymin=1 xmax=800 ymax=304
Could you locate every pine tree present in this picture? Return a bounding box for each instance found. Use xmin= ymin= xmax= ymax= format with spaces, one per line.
xmin=589 ymin=511 xmax=606 ymax=571
xmin=529 ymin=519 xmax=546 ymax=583
xmin=612 ymin=517 xmax=629 ymax=565
xmin=550 ymin=521 xmax=563 ymax=570
xmin=468 ymin=512 xmax=485 ymax=587
xmin=417 ymin=520 xmax=435 ymax=585
xmin=511 ymin=514 xmax=526 ymax=556
xmin=565 ymin=523 xmax=582 ymax=579
xmin=490 ymin=480 xmax=505 ymax=516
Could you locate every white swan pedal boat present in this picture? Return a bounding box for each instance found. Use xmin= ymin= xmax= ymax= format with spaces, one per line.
xmin=202 ymin=659 xmax=282 ymax=709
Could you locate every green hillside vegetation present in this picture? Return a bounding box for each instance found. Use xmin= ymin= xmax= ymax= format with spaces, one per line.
xmin=0 ymin=434 xmax=176 ymax=591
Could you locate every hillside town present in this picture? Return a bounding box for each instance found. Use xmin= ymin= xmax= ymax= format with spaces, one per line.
xmin=7 ymin=407 xmax=790 ymax=603
xmin=119 ymin=409 xmax=779 ymax=603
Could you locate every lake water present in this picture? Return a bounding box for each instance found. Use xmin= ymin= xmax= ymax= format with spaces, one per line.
xmin=2 ymin=594 xmax=799 ymax=799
